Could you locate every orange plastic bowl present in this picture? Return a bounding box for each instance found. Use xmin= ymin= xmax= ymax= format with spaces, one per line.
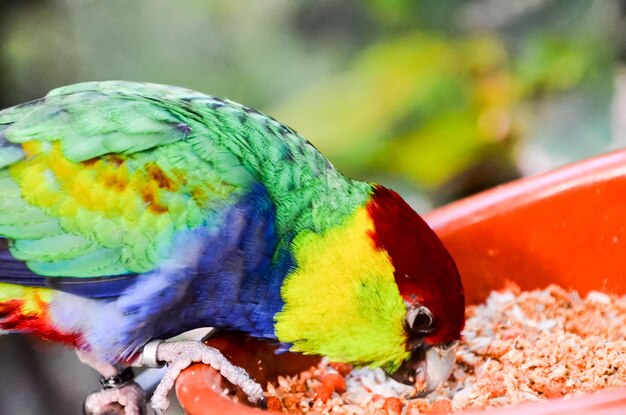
xmin=176 ymin=149 xmax=626 ymax=414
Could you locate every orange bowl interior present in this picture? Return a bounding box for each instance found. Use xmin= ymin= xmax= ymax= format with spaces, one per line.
xmin=176 ymin=149 xmax=626 ymax=414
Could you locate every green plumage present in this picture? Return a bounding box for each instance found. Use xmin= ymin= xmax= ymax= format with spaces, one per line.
xmin=0 ymin=81 xmax=371 ymax=278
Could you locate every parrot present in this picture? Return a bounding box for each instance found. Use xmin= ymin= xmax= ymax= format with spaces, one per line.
xmin=0 ymin=81 xmax=465 ymax=414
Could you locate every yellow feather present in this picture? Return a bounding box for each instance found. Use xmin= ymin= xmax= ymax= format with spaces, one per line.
xmin=275 ymin=207 xmax=409 ymax=369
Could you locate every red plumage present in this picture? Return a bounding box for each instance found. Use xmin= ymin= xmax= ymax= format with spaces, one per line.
xmin=0 ymin=298 xmax=81 ymax=345
xmin=367 ymin=185 xmax=465 ymax=345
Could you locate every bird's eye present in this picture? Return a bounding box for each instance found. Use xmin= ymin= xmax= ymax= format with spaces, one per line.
xmin=406 ymin=306 xmax=433 ymax=332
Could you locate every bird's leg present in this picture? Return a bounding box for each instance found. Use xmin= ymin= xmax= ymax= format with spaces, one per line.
xmin=134 ymin=340 xmax=265 ymax=414
xmin=77 ymin=350 xmax=147 ymax=415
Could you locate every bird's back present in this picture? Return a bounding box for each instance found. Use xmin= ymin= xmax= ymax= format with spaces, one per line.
xmin=0 ymin=81 xmax=372 ymax=360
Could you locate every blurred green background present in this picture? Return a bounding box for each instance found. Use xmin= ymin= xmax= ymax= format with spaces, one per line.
xmin=0 ymin=0 xmax=625 ymax=413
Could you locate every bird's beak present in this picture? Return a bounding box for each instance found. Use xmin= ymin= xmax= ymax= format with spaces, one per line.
xmin=422 ymin=342 xmax=457 ymax=394
xmin=389 ymin=342 xmax=457 ymax=395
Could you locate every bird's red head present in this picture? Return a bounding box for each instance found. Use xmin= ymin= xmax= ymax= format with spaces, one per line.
xmin=367 ymin=185 xmax=465 ymax=346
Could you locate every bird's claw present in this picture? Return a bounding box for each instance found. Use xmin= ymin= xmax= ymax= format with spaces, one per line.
xmin=139 ymin=340 xmax=264 ymax=413
xmin=83 ymin=381 xmax=147 ymax=415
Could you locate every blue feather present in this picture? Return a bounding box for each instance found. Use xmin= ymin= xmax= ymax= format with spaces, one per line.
xmin=48 ymin=183 xmax=294 ymax=363
xmin=46 ymin=275 xmax=140 ymax=298
xmin=0 ymin=239 xmax=46 ymax=286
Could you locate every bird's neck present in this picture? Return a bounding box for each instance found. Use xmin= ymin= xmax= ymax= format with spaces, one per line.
xmin=195 ymin=178 xmax=373 ymax=340
xmin=270 ymin=173 xmax=373 ymax=237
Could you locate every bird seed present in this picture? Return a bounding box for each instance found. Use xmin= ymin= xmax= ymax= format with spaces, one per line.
xmin=264 ymin=284 xmax=626 ymax=414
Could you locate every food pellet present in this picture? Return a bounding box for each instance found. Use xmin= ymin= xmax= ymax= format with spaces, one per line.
xmin=265 ymin=284 xmax=626 ymax=414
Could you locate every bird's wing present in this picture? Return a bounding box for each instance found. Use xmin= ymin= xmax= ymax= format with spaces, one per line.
xmin=0 ymin=82 xmax=258 ymax=298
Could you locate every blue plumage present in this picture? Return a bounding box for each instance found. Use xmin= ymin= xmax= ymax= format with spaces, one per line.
xmin=0 ymin=239 xmax=47 ymax=286
xmin=48 ymin=183 xmax=293 ymax=362
xmin=46 ymin=275 xmax=140 ymax=298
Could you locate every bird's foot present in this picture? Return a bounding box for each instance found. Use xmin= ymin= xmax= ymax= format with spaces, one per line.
xmin=83 ymin=370 xmax=146 ymax=415
xmin=137 ymin=340 xmax=264 ymax=414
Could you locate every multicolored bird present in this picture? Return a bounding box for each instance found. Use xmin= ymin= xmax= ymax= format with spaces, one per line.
xmin=0 ymin=81 xmax=465 ymax=414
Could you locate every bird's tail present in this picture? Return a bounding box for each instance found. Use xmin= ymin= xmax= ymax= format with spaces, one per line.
xmin=0 ymin=283 xmax=51 ymax=334
xmin=0 ymin=283 xmax=77 ymax=345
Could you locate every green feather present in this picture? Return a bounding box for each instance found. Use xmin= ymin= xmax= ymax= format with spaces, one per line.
xmin=27 ymin=247 xmax=127 ymax=277
xmin=0 ymin=146 xmax=24 ymax=169
xmin=0 ymin=220 xmax=63 ymax=240
xmin=0 ymin=81 xmax=370 ymax=281
xmin=10 ymin=234 xmax=97 ymax=262
xmin=0 ymin=207 xmax=51 ymax=226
